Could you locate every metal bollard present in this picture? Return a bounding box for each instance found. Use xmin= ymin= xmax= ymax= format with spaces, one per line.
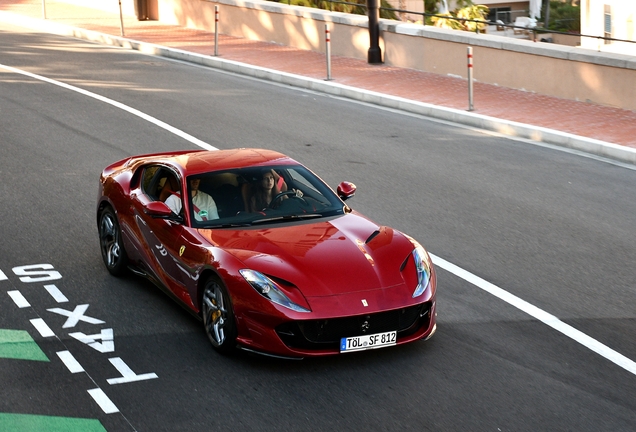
xmin=118 ymin=0 xmax=125 ymax=37
xmin=325 ymin=24 xmax=332 ymax=81
xmin=467 ymin=47 xmax=474 ymax=111
xmin=214 ymin=6 xmax=219 ymax=56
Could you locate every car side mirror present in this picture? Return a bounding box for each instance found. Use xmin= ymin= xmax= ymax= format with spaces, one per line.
xmin=144 ymin=201 xmax=180 ymax=220
xmin=337 ymin=181 xmax=356 ymax=201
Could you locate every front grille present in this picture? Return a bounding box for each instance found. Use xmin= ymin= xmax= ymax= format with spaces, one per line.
xmin=276 ymin=302 xmax=431 ymax=350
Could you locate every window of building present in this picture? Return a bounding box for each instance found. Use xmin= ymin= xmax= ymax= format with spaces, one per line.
xmin=488 ymin=7 xmax=512 ymax=24
xmin=604 ymin=4 xmax=612 ymax=44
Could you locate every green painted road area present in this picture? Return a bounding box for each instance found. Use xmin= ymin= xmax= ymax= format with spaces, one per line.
xmin=0 ymin=329 xmax=48 ymax=361
xmin=1 ymin=329 xmax=107 ymax=431
xmin=0 ymin=413 xmax=107 ymax=431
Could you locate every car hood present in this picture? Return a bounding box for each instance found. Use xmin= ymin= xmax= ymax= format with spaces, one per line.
xmin=200 ymin=213 xmax=415 ymax=298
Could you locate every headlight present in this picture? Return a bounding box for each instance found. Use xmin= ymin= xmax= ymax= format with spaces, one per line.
xmin=411 ymin=246 xmax=431 ymax=298
xmin=239 ymin=269 xmax=310 ymax=313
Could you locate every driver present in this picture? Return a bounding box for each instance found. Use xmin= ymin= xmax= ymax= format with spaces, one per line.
xmin=248 ymin=169 xmax=302 ymax=212
xmin=166 ymin=178 xmax=219 ymax=221
xmin=248 ymin=169 xmax=283 ymax=212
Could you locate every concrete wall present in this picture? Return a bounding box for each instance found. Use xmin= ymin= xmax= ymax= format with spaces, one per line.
xmin=61 ymin=0 xmax=158 ymax=19
xmin=155 ymin=0 xmax=376 ymax=56
xmin=70 ymin=0 xmax=636 ymax=111
xmin=384 ymin=23 xmax=636 ymax=110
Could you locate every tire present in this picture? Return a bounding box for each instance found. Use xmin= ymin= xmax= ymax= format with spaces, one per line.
xmin=99 ymin=206 xmax=128 ymax=276
xmin=202 ymin=278 xmax=237 ymax=354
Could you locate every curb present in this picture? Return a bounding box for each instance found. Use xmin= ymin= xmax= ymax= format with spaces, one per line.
xmin=3 ymin=11 xmax=636 ymax=166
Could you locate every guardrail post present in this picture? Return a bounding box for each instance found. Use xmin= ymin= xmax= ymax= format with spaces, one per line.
xmin=467 ymin=46 xmax=474 ymax=111
xmin=214 ymin=5 xmax=219 ymax=56
xmin=325 ymin=24 xmax=332 ymax=80
xmin=367 ymin=0 xmax=382 ymax=64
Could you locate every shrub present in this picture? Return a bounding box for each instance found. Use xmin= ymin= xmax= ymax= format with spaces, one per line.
xmin=547 ymin=0 xmax=580 ymax=32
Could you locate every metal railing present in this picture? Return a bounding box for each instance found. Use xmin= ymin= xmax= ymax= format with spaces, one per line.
xmin=272 ymin=0 xmax=636 ymax=48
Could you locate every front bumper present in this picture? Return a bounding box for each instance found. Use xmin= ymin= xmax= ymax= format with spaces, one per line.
xmin=236 ymin=299 xmax=436 ymax=358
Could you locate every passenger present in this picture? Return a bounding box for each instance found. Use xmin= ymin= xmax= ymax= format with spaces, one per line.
xmin=166 ymin=178 xmax=219 ymax=221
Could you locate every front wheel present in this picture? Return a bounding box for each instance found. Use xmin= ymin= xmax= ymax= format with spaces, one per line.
xmin=99 ymin=207 xmax=128 ymax=276
xmin=202 ymin=279 xmax=237 ymax=354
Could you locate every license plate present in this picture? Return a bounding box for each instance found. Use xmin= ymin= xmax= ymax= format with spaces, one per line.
xmin=340 ymin=331 xmax=397 ymax=353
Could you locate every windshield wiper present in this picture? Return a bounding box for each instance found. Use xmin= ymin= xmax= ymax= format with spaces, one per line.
xmin=251 ymin=214 xmax=322 ymax=225
xmin=204 ymin=222 xmax=253 ymax=228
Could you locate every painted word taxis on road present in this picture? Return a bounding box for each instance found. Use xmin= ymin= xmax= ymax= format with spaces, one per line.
xmin=0 ymin=264 xmax=157 ymax=414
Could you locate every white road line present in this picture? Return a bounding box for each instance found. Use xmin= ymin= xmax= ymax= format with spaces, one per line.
xmin=107 ymin=357 xmax=158 ymax=385
xmin=0 ymin=63 xmax=217 ymax=151
xmin=0 ymin=269 xmax=7 ymax=281
xmin=87 ymin=388 xmax=119 ymax=414
xmin=7 ymin=290 xmax=30 ymax=308
xmin=430 ymin=253 xmax=636 ymax=376
xmin=56 ymin=350 xmax=85 ymax=374
xmin=44 ymin=284 xmax=69 ymax=303
xmin=29 ymin=318 xmax=55 ymax=338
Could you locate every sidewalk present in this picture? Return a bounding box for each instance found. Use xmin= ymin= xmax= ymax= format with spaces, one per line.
xmin=2 ymin=0 xmax=636 ymax=161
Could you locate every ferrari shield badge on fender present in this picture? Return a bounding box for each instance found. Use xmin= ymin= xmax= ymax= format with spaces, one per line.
xmin=361 ymin=299 xmax=368 ymax=307
xmin=179 ymin=246 xmax=185 ymax=256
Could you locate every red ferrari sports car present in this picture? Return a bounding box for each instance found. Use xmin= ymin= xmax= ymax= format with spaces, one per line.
xmin=97 ymin=148 xmax=436 ymax=358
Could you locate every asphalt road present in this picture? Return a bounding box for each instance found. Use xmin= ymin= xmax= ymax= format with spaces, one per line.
xmin=1 ymin=27 xmax=635 ymax=431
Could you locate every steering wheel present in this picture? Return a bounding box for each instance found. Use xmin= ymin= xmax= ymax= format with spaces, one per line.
xmin=269 ymin=190 xmax=304 ymax=209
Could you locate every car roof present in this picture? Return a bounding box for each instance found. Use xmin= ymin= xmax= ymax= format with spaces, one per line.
xmin=148 ymin=148 xmax=297 ymax=176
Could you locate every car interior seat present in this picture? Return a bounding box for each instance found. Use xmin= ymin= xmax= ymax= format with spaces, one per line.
xmin=159 ymin=175 xmax=180 ymax=202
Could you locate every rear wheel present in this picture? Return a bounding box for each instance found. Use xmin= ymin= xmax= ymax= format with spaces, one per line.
xmin=99 ymin=207 xmax=128 ymax=276
xmin=202 ymin=278 xmax=237 ymax=354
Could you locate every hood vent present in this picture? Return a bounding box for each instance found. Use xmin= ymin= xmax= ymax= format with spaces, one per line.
xmin=365 ymin=230 xmax=381 ymax=245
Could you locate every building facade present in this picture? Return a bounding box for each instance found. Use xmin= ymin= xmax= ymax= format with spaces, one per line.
xmin=580 ymin=0 xmax=636 ymax=54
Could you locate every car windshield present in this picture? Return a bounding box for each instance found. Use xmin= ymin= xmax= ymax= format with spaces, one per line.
xmin=185 ymin=164 xmax=346 ymax=228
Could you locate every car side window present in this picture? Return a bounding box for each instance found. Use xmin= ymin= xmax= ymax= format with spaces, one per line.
xmin=140 ymin=166 xmax=181 ymax=203
xmin=141 ymin=166 xmax=160 ymax=199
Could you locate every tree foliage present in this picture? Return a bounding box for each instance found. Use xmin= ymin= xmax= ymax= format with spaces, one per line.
xmin=282 ymin=0 xmax=397 ymax=19
xmin=546 ymin=0 xmax=580 ymax=32
xmin=424 ymin=0 xmax=474 ymax=15
xmin=428 ymin=2 xmax=489 ymax=32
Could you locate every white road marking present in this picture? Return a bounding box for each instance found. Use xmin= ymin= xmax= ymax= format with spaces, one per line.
xmin=12 ymin=263 xmax=62 ymax=283
xmin=7 ymin=290 xmax=30 ymax=308
xmin=44 ymin=284 xmax=68 ymax=303
xmin=56 ymin=350 xmax=85 ymax=374
xmin=47 ymin=304 xmax=105 ymax=328
xmin=0 ymin=269 xmax=7 ymax=281
xmin=0 ymin=63 xmax=217 ymax=151
xmin=69 ymin=328 xmax=115 ymax=353
xmin=87 ymin=388 xmax=119 ymax=414
xmin=430 ymin=253 xmax=636 ymax=376
xmin=107 ymin=357 xmax=158 ymax=385
xmin=30 ymin=318 xmax=55 ymax=338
